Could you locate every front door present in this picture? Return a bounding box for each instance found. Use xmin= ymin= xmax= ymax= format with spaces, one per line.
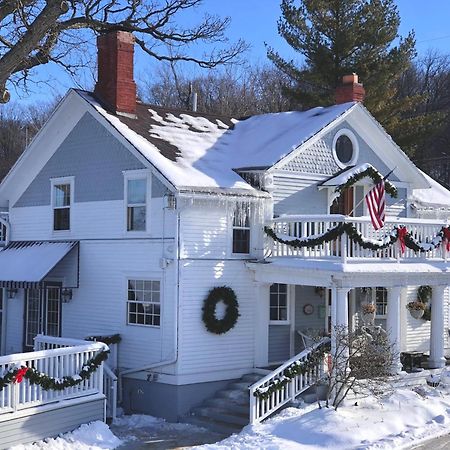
xmin=24 ymin=285 xmax=62 ymax=351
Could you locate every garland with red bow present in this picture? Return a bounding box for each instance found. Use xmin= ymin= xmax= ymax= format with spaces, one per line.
xmin=265 ymin=224 xmax=450 ymax=254
xmin=0 ymin=349 xmax=109 ymax=391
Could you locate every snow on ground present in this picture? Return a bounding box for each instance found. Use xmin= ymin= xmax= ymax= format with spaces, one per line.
xmin=11 ymin=386 xmax=450 ymax=449
xmin=197 ymin=386 xmax=450 ymax=450
xmin=10 ymin=421 xmax=122 ymax=450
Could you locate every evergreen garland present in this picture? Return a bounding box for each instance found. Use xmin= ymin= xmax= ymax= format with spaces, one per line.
xmin=202 ymin=286 xmax=240 ymax=334
xmin=254 ymin=341 xmax=331 ymax=400
xmin=0 ymin=349 xmax=109 ymax=392
xmin=334 ymin=166 xmax=398 ymax=199
xmin=265 ymin=225 xmax=450 ymax=254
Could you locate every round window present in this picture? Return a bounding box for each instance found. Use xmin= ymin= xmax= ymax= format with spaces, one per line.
xmin=332 ymin=129 xmax=359 ymax=168
xmin=335 ymin=135 xmax=353 ymax=164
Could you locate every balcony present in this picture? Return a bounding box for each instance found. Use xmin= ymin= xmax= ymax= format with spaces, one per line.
xmin=266 ymin=214 xmax=449 ymax=263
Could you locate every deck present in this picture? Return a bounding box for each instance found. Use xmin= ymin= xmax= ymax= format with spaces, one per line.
xmin=0 ymin=336 xmax=114 ymax=448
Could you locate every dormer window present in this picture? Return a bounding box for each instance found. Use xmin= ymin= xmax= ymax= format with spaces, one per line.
xmin=332 ymin=129 xmax=359 ymax=168
xmin=51 ymin=177 xmax=73 ymax=231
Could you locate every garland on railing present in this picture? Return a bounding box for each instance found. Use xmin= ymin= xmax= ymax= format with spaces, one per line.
xmin=334 ymin=165 xmax=398 ymax=199
xmin=86 ymin=334 xmax=122 ymax=346
xmin=0 ymin=349 xmax=109 ymax=392
xmin=265 ymin=224 xmax=450 ymax=254
xmin=253 ymin=342 xmax=331 ymax=400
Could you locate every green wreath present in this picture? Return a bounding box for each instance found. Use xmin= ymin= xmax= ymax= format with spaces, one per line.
xmin=202 ymin=286 xmax=240 ymax=334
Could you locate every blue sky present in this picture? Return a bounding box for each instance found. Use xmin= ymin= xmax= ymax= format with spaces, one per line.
xmin=9 ymin=0 xmax=450 ymax=105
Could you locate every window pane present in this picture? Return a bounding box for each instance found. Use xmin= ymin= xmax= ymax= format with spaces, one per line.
xmin=270 ymin=308 xmax=278 ymax=321
xmin=127 ymin=278 xmax=161 ymax=327
xmin=127 ymin=206 xmax=146 ymax=231
xmin=128 ymin=179 xmax=146 ymax=204
xmin=232 ymin=229 xmax=250 ymax=254
xmin=54 ymin=208 xmax=70 ymax=230
xmin=54 ymin=184 xmax=70 ymax=207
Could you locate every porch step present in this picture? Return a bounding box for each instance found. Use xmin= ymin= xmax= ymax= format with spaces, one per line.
xmin=183 ymin=415 xmax=240 ymax=436
xmin=183 ymin=373 xmax=261 ymax=436
xmin=204 ymin=398 xmax=248 ymax=415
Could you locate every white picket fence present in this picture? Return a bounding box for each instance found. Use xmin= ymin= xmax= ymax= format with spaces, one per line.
xmin=0 ymin=339 xmax=107 ymax=416
xmin=249 ymin=338 xmax=330 ymax=424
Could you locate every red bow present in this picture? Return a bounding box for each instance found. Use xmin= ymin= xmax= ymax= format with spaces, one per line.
xmin=14 ymin=367 xmax=29 ymax=384
xmin=397 ymin=226 xmax=408 ymax=254
xmin=443 ymin=227 xmax=450 ymax=252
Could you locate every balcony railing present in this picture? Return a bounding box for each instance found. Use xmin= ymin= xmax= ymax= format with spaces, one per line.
xmin=267 ymin=214 xmax=449 ymax=262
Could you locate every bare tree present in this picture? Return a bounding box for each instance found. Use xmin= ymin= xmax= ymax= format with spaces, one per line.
xmin=0 ymin=0 xmax=247 ymax=102
xmin=0 ymin=100 xmax=56 ymax=180
xmin=142 ymin=62 xmax=298 ymax=116
xmin=322 ymin=325 xmax=396 ymax=410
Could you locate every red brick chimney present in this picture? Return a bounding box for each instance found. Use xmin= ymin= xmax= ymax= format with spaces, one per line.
xmin=335 ymin=73 xmax=365 ymax=104
xmin=94 ymin=31 xmax=136 ymax=116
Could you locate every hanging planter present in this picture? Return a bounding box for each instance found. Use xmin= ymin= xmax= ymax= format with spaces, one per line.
xmin=406 ymin=301 xmax=426 ymax=319
xmin=361 ymin=303 xmax=376 ymax=325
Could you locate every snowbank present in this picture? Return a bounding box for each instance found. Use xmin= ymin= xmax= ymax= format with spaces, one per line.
xmin=197 ymin=387 xmax=450 ymax=449
xmin=9 ymin=421 xmax=122 ymax=450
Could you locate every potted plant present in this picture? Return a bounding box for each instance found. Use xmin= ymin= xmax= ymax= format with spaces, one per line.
xmin=406 ymin=301 xmax=426 ymax=319
xmin=361 ymin=303 xmax=376 ymax=324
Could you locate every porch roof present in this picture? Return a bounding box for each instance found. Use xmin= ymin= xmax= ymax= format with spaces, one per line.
xmin=247 ymin=258 xmax=450 ymax=288
xmin=0 ymin=241 xmax=78 ymax=288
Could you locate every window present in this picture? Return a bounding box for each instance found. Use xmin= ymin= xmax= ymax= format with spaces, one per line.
xmin=270 ymin=283 xmax=289 ymax=322
xmin=375 ymin=287 xmax=387 ymax=317
xmin=127 ymin=279 xmax=161 ymax=326
xmin=127 ymin=178 xmax=147 ymax=231
xmin=332 ymin=129 xmax=359 ymax=169
xmin=232 ymin=205 xmax=250 ymax=254
xmin=52 ymin=179 xmax=72 ymax=231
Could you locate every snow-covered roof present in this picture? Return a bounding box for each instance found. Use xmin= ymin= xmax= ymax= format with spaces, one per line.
xmin=0 ymin=241 xmax=78 ymax=287
xmin=410 ymin=170 xmax=450 ymax=209
xmin=77 ymin=90 xmax=355 ymax=194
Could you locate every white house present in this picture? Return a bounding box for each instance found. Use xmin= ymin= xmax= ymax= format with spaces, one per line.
xmin=0 ymin=30 xmax=449 ymax=440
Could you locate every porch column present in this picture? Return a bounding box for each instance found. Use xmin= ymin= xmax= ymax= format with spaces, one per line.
xmin=386 ymin=286 xmax=403 ymax=373
xmin=429 ymin=285 xmax=447 ymax=369
xmin=331 ymin=287 xmax=351 ymax=356
xmin=254 ymin=283 xmax=270 ymax=368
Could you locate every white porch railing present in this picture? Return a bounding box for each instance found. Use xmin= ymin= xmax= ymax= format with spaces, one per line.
xmin=249 ymin=338 xmax=330 ymax=424
xmin=0 ymin=340 xmax=107 ymax=417
xmin=268 ymin=215 xmax=448 ymax=262
xmin=34 ymin=335 xmax=118 ymax=420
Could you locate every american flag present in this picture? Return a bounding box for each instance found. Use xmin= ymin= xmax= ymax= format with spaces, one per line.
xmin=365 ymin=180 xmax=385 ymax=230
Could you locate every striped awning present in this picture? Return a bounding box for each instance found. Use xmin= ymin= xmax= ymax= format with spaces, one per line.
xmin=0 ymin=241 xmax=79 ymax=289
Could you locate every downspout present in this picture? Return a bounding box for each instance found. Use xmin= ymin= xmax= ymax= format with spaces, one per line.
xmin=118 ymin=197 xmax=181 ymax=386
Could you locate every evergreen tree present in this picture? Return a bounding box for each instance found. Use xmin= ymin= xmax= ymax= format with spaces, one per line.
xmin=268 ymin=0 xmax=439 ymax=156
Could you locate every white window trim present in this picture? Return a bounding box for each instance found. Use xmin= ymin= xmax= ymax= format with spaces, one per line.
xmin=332 ymin=128 xmax=359 ymax=169
xmin=126 ymin=276 xmax=162 ymax=328
xmin=50 ymin=176 xmax=74 ymax=234
xmin=269 ymin=283 xmax=290 ymax=325
xmin=123 ymin=169 xmax=152 ymax=235
xmin=229 ymin=203 xmax=252 ymax=258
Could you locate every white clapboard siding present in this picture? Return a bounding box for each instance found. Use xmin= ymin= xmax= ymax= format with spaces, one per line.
xmin=178 ymin=259 xmax=256 ymax=376
xmin=61 ymin=240 xmax=176 ymax=371
xmin=10 ymin=198 xmax=175 ymax=241
xmin=180 ymin=206 xmax=229 ymax=259
xmin=405 ymin=286 xmax=450 ymax=353
xmin=272 ymin=173 xmax=329 ymax=216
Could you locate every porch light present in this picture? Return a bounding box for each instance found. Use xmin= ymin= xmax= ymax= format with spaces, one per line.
xmin=6 ymin=288 xmax=17 ymax=299
xmin=61 ymin=288 xmax=73 ymax=303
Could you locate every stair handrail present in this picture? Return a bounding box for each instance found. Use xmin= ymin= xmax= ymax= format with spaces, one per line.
xmin=249 ymin=337 xmax=330 ymax=424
